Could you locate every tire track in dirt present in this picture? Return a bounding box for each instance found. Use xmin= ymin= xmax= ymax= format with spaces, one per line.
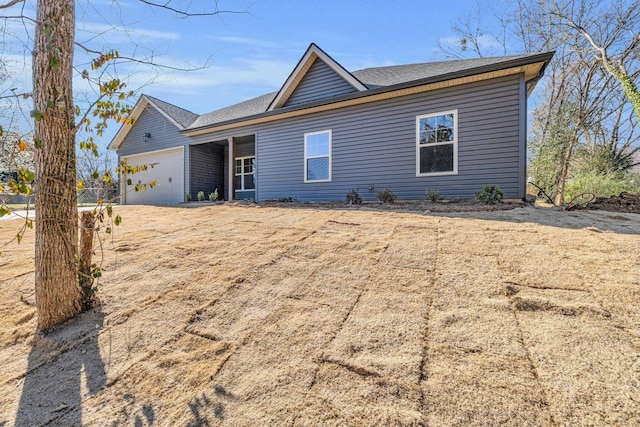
xmin=417 ymin=220 xmax=439 ymax=419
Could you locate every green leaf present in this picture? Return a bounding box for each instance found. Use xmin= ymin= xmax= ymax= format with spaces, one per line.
xmin=92 ymin=170 xmax=99 ymax=179
xmin=30 ymin=110 xmax=44 ymax=121
xmin=18 ymin=169 xmax=35 ymax=183
xmin=106 ymin=205 xmax=113 ymax=217
xmin=0 ymin=125 xmax=3 ymax=136
xmin=114 ymin=214 xmax=122 ymax=226
xmin=34 ymin=138 xmax=43 ymax=148
xmin=0 ymin=206 xmax=11 ymax=217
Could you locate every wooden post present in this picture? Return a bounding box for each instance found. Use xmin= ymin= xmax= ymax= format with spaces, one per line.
xmin=79 ymin=211 xmax=95 ymax=310
xmin=229 ymin=137 xmax=235 ymax=201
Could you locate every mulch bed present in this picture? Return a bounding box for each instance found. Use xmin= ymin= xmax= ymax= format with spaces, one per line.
xmin=572 ymin=192 xmax=640 ymax=214
xmin=257 ymin=198 xmax=525 ymax=213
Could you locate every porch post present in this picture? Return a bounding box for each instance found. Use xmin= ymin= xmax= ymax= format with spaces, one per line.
xmin=228 ymin=137 xmax=235 ymax=201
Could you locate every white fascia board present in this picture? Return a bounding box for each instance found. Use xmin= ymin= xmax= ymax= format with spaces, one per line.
xmin=267 ymin=43 xmax=367 ymax=112
xmin=107 ymin=97 xmax=148 ymax=151
xmin=107 ymin=95 xmax=185 ymax=151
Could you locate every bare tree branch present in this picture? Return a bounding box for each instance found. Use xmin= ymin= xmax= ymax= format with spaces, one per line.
xmin=0 ymin=0 xmax=24 ymax=9
xmin=137 ymin=0 xmax=247 ymax=17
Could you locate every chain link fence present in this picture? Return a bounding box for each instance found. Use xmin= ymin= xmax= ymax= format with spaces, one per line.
xmin=2 ymin=187 xmax=119 ymax=206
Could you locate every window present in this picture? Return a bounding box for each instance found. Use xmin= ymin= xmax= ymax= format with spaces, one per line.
xmin=304 ymin=130 xmax=332 ymax=182
xmin=235 ymin=156 xmax=255 ymax=190
xmin=416 ymin=110 xmax=458 ymax=176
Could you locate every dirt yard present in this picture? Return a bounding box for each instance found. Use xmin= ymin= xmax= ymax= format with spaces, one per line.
xmin=1 ymin=203 xmax=639 ymax=426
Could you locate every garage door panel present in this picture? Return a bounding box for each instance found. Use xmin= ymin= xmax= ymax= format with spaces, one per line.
xmin=124 ymin=148 xmax=184 ymax=205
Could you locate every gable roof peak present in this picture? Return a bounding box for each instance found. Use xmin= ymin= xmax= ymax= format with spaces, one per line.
xmin=142 ymin=94 xmax=199 ymax=128
xmin=266 ymin=43 xmax=367 ymax=111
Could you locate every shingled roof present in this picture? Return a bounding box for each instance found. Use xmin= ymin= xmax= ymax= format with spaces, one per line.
xmin=144 ymin=95 xmax=199 ymax=129
xmin=188 ymin=92 xmax=276 ymax=130
xmin=352 ymin=53 xmax=537 ymax=88
xmin=109 ymin=48 xmax=552 ymax=150
xmin=181 ymin=52 xmax=551 ymax=132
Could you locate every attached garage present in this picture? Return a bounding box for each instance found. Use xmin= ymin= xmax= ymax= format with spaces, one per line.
xmin=122 ymin=147 xmax=184 ymax=205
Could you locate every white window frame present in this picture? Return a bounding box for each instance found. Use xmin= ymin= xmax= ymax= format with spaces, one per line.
xmin=304 ymin=129 xmax=332 ymax=183
xmin=235 ymin=156 xmax=255 ymax=191
xmin=415 ymin=110 xmax=458 ymax=177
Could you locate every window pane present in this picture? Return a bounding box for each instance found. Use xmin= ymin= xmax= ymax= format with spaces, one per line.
xmin=420 ymin=116 xmax=437 ymax=132
xmin=307 ymin=157 xmax=329 ymax=181
xmin=420 ymin=143 xmax=454 ymax=173
xmin=244 ymin=173 xmax=255 ymax=190
xmin=244 ymin=158 xmax=254 ymax=173
xmin=234 ymin=175 xmax=242 ymax=190
xmin=436 ymin=127 xmax=453 ymax=142
xmin=235 ymin=159 xmax=242 ymax=174
xmin=420 ymin=130 xmax=436 ymax=144
xmin=306 ymin=132 xmax=329 ymax=157
xmin=440 ymin=113 xmax=454 ymax=131
xmin=315 ymin=133 xmax=329 ymax=156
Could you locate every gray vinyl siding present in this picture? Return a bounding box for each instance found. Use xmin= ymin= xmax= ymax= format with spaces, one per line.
xmin=256 ymin=74 xmax=524 ymax=201
xmin=118 ymin=106 xmax=190 ymax=156
xmin=189 ymin=143 xmax=224 ymax=200
xmin=118 ymin=105 xmax=191 ymax=197
xmin=284 ymin=59 xmax=357 ymax=108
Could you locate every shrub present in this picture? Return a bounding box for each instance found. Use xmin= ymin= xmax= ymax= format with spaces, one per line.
xmin=197 ymin=191 xmax=205 ymax=201
xmin=277 ymin=196 xmax=299 ymax=202
xmin=425 ymin=188 xmax=441 ymax=202
xmin=565 ymin=170 xmax=632 ymax=200
xmin=209 ymin=189 xmax=219 ymax=202
xmin=377 ymin=189 xmax=396 ymax=204
xmin=185 ymin=192 xmax=192 ymax=202
xmin=475 ymin=184 xmax=504 ymax=204
xmin=345 ymin=189 xmax=362 ymax=205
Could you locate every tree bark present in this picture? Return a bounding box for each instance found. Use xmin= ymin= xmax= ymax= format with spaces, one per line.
xmin=33 ymin=0 xmax=81 ymax=331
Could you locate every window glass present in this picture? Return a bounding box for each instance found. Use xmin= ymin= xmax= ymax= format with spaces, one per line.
xmin=417 ymin=111 xmax=457 ymax=175
xmin=419 ymin=144 xmax=454 ymax=174
xmin=244 ymin=174 xmax=255 ymax=190
xmin=234 ymin=157 xmax=255 ymax=191
xmin=307 ymin=157 xmax=329 ymax=181
xmin=304 ymin=130 xmax=331 ymax=182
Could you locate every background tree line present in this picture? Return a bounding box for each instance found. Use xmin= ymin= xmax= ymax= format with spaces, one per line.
xmin=440 ymin=0 xmax=640 ymax=204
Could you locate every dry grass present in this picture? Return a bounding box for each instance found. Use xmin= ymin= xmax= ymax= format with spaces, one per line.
xmin=1 ymin=203 xmax=639 ymax=426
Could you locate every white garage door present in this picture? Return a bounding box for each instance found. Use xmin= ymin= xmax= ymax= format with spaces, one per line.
xmin=123 ymin=147 xmax=184 ymax=205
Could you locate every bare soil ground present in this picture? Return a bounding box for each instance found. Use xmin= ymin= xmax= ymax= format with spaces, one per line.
xmin=1 ymin=203 xmax=639 ymax=426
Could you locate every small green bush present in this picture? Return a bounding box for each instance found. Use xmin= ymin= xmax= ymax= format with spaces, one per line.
xmin=197 ymin=191 xmax=205 ymax=201
xmin=345 ymin=189 xmax=362 ymax=205
xmin=185 ymin=192 xmax=192 ymax=202
xmin=277 ymin=196 xmax=299 ymax=202
xmin=425 ymin=188 xmax=441 ymax=202
xmin=209 ymin=189 xmax=219 ymax=202
xmin=377 ymin=189 xmax=396 ymax=204
xmin=475 ymin=184 xmax=504 ymax=204
xmin=565 ymin=170 xmax=632 ymax=200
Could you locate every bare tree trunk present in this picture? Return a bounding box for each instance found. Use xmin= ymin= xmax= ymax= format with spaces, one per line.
xmin=33 ymin=0 xmax=80 ymax=331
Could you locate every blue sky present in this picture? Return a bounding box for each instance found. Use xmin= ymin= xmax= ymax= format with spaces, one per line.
xmin=2 ymin=0 xmax=512 ymax=149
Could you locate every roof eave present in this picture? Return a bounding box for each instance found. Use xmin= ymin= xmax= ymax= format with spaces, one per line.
xmin=108 ymin=94 xmax=188 ymax=151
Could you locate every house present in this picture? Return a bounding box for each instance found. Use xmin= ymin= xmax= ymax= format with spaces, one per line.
xmin=108 ymin=43 xmax=553 ymax=204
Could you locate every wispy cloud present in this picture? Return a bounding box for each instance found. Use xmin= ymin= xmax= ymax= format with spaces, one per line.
xmin=211 ymin=36 xmax=281 ymax=49
xmin=76 ymin=22 xmax=181 ymax=45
